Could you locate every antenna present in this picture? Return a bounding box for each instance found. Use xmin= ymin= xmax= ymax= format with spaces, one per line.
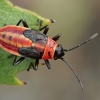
xmin=63 ymin=33 xmax=98 ymax=52
xmin=61 ymin=58 xmax=84 ymax=90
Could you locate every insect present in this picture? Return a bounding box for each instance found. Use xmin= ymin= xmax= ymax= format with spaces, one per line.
xmin=0 ymin=19 xmax=98 ymax=90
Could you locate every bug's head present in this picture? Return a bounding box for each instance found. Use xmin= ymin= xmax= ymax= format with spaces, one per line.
xmin=53 ymin=33 xmax=98 ymax=60
xmin=54 ymin=44 xmax=65 ymax=60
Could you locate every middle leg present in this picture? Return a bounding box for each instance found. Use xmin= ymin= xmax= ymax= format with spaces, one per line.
xmin=16 ymin=19 xmax=29 ymax=28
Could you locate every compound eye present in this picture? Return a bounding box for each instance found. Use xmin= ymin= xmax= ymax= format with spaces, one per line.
xmin=58 ymin=44 xmax=63 ymax=50
xmin=58 ymin=44 xmax=62 ymax=47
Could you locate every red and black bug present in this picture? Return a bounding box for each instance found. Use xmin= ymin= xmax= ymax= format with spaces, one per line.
xmin=0 ymin=19 xmax=98 ymax=89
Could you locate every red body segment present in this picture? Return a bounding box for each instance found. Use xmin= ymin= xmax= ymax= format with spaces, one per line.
xmin=42 ymin=37 xmax=57 ymax=59
xmin=0 ymin=25 xmax=32 ymax=56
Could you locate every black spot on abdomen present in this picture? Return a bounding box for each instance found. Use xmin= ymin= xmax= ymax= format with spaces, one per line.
xmin=2 ymin=34 xmax=6 ymax=39
xmin=8 ymin=36 xmax=12 ymax=41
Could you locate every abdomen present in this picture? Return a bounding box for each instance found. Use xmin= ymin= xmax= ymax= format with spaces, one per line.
xmin=0 ymin=25 xmax=32 ymax=56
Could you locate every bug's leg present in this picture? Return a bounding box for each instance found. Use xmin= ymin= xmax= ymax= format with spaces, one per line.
xmin=44 ymin=60 xmax=51 ymax=69
xmin=27 ymin=59 xmax=39 ymax=71
xmin=52 ymin=34 xmax=62 ymax=41
xmin=16 ymin=19 xmax=29 ymax=28
xmin=39 ymin=19 xmax=48 ymax=31
xmin=13 ymin=56 xmax=25 ymax=66
xmin=34 ymin=59 xmax=39 ymax=70
xmin=39 ymin=25 xmax=48 ymax=31
xmin=42 ymin=26 xmax=49 ymax=35
xmin=28 ymin=59 xmax=39 ymax=71
xmin=27 ymin=62 xmax=34 ymax=71
xmin=27 ymin=62 xmax=45 ymax=71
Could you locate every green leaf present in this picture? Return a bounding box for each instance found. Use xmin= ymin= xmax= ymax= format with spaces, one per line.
xmin=0 ymin=0 xmax=54 ymax=85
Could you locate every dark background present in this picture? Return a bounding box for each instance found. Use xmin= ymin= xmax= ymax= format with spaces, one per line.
xmin=0 ymin=0 xmax=100 ymax=100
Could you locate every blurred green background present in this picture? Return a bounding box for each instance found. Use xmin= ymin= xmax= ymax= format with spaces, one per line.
xmin=0 ymin=0 xmax=100 ymax=100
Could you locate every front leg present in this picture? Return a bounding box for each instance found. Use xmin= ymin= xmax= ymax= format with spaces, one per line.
xmin=52 ymin=34 xmax=62 ymax=41
xmin=44 ymin=60 xmax=51 ymax=69
xmin=34 ymin=59 xmax=39 ymax=70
